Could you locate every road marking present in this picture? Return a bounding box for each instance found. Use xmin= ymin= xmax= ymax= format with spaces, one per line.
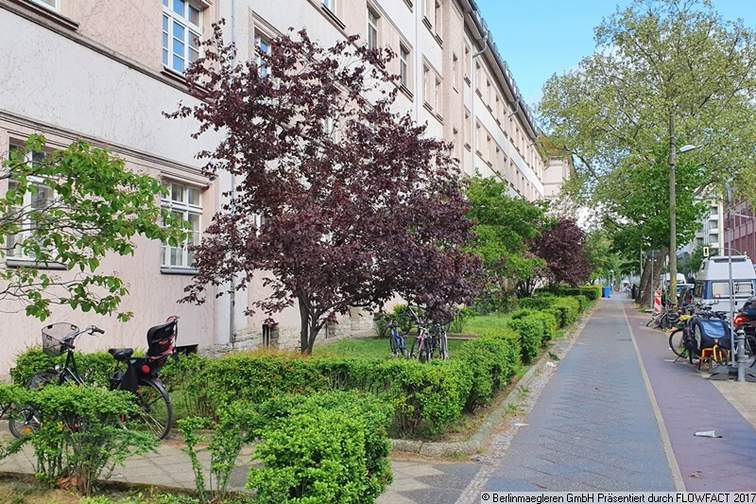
xmin=621 ymin=302 xmax=686 ymax=491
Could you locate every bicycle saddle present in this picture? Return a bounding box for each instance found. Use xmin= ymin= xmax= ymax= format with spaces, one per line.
xmin=108 ymin=348 xmax=134 ymax=362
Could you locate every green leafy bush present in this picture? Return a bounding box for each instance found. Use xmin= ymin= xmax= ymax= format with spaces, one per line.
xmin=455 ymin=331 xmax=520 ymax=410
xmin=530 ymin=311 xmax=558 ymax=343
xmin=574 ymin=295 xmax=589 ymax=312
xmin=579 ymin=285 xmax=602 ymax=300
xmin=11 ymin=349 xmax=113 ymax=387
xmin=518 ymin=296 xmax=554 ymax=311
xmin=0 ymin=384 xmax=155 ymax=495
xmin=248 ymin=391 xmax=393 ymax=504
xmin=553 ymin=297 xmax=580 ymax=326
xmin=509 ymin=308 xmax=534 ymax=320
xmin=449 ymin=306 xmax=477 ymax=333
xmin=507 ymin=315 xmax=543 ymax=363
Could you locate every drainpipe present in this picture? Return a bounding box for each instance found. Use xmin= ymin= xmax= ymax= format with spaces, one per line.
xmin=228 ymin=0 xmax=237 ymax=345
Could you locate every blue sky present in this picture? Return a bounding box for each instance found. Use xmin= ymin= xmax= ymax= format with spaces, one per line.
xmin=474 ymin=0 xmax=756 ymax=107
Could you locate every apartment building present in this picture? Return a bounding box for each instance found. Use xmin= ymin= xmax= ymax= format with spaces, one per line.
xmin=724 ymin=201 xmax=756 ymax=262
xmin=0 ymin=0 xmax=568 ymax=372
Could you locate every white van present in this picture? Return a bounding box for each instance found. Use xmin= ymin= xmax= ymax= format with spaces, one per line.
xmin=694 ymin=256 xmax=756 ymax=313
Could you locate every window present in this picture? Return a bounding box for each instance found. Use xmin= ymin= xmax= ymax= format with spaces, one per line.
xmin=463 ymin=109 xmax=471 ymax=148
xmin=162 ymin=0 xmax=201 ymax=74
xmin=5 ymin=146 xmax=54 ymax=262
xmin=452 ymin=53 xmax=459 ymax=89
xmin=434 ymin=77 xmax=441 ymax=111
xmin=475 ymin=122 xmax=481 ymax=152
xmin=423 ymin=65 xmax=431 ymax=105
xmin=399 ymin=45 xmax=410 ymax=88
xmin=463 ymin=43 xmax=471 ymax=82
xmin=367 ymin=8 xmax=379 ymax=51
xmin=452 ymin=127 xmax=460 ymax=161
xmin=711 ymin=281 xmax=755 ymax=298
xmin=161 ymin=181 xmax=202 ymax=270
xmin=322 ymin=0 xmax=336 ymax=12
xmin=255 ymin=31 xmax=272 ymax=78
xmin=434 ymin=0 xmax=442 ymax=34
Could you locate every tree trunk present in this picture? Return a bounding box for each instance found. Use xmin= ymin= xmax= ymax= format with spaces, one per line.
xmin=668 ymin=110 xmax=678 ymax=307
xmin=298 ymin=297 xmax=310 ymax=354
xmin=639 ymin=252 xmax=666 ymax=307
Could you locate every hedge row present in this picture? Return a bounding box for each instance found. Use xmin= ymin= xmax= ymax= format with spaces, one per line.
xmin=11 ymin=295 xmax=589 ymax=439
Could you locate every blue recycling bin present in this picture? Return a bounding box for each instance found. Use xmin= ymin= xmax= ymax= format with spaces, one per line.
xmin=602 ymin=287 xmax=612 ymax=298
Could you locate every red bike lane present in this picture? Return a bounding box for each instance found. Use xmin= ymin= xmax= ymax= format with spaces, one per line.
xmin=624 ymin=301 xmax=756 ymax=491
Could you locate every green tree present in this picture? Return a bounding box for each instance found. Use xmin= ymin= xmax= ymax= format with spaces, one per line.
xmin=0 ymin=136 xmax=186 ymax=320
xmin=465 ymin=176 xmax=547 ymax=298
xmin=540 ymin=0 xmax=756 ymax=303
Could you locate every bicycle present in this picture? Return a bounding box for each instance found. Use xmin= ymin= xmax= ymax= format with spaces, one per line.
xmin=408 ymin=308 xmax=433 ymax=363
xmin=387 ymin=319 xmax=407 ymax=357
xmin=429 ymin=322 xmax=449 ymax=360
xmin=646 ymin=306 xmax=680 ymax=330
xmin=9 ymin=318 xmax=178 ymax=441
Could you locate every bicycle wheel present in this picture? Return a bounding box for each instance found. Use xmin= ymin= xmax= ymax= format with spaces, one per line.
xmin=389 ymin=334 xmax=399 ymax=356
xmin=438 ymin=332 xmax=449 ymax=359
xmin=668 ymin=328 xmax=687 ymax=359
xmin=419 ymin=337 xmax=432 ymax=363
xmin=127 ymin=379 xmax=173 ymax=441
xmin=9 ymin=370 xmax=58 ymax=439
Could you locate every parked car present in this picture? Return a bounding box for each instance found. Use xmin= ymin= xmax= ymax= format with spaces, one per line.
xmin=694 ymin=256 xmax=756 ymax=314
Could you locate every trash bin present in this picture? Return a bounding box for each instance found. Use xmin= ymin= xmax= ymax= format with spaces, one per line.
xmin=602 ymin=287 xmax=612 ymax=298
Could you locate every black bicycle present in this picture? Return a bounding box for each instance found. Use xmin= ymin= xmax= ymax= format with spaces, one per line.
xmin=9 ymin=318 xmax=178 ymax=441
xmin=387 ymin=320 xmax=407 ymax=357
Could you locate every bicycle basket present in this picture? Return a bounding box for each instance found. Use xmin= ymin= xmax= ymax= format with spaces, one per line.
xmin=41 ymin=322 xmax=78 ymax=356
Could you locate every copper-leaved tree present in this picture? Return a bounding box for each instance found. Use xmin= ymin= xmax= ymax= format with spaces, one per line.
xmin=169 ymin=25 xmax=481 ymax=353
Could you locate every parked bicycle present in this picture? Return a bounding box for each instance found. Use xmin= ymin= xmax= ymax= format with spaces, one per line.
xmin=646 ymin=305 xmax=680 ymax=330
xmin=407 ymin=307 xmax=450 ymax=362
xmin=8 ymin=317 xmax=179 ymax=441
xmin=387 ymin=319 xmax=407 ymax=357
xmin=668 ymin=304 xmax=732 ymax=369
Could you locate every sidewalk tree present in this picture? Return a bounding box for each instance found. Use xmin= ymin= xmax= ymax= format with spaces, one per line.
xmin=0 ymin=136 xmax=185 ymax=320
xmin=540 ymin=0 xmax=756 ymax=303
xmin=465 ymin=176 xmax=547 ymax=299
xmin=171 ymin=25 xmax=480 ymax=353
xmin=535 ymin=218 xmax=591 ymax=287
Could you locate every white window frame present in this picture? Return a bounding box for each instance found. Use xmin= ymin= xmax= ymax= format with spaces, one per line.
xmin=399 ymin=44 xmax=410 ymax=88
xmin=255 ymin=29 xmax=273 ymax=78
xmin=161 ymin=181 xmax=202 ymax=272
xmin=162 ymin=0 xmax=202 ymax=75
xmin=367 ymin=8 xmax=380 ymax=51
xmin=5 ymin=146 xmax=56 ymax=264
xmin=434 ymin=77 xmax=442 ymax=112
xmin=322 ymin=0 xmax=336 ymax=13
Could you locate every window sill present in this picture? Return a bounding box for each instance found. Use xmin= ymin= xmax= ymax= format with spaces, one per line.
xmin=9 ymin=0 xmax=79 ymax=31
xmin=434 ymin=33 xmax=443 ymax=47
xmin=464 ymin=76 xmax=471 ymax=86
xmin=403 ymin=0 xmax=413 ymax=9
xmin=161 ymin=266 xmax=198 ymax=276
xmin=6 ymin=258 xmax=66 ymax=270
xmin=422 ymin=16 xmax=432 ymax=31
xmin=399 ymin=84 xmax=413 ymax=100
xmin=465 ymin=143 xmax=471 ymax=151
xmin=161 ymin=66 xmax=188 ymax=85
xmin=316 ymin=2 xmax=346 ymax=31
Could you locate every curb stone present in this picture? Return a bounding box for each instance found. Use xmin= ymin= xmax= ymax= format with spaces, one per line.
xmin=390 ymin=302 xmax=596 ymax=457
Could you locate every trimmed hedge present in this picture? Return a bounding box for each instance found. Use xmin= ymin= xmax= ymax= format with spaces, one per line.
xmin=456 ymin=328 xmax=520 ymax=410
xmin=249 ymin=392 xmax=392 ymax=504
xmin=574 ymin=295 xmax=589 ymax=312
xmin=518 ymin=296 xmax=554 ymax=311
xmin=10 ymin=295 xmax=588 ymax=440
xmin=507 ymin=315 xmax=543 ymax=363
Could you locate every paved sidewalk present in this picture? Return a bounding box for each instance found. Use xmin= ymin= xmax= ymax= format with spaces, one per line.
xmin=473 ymin=298 xmax=676 ymax=492
xmin=627 ymin=303 xmax=756 ymax=491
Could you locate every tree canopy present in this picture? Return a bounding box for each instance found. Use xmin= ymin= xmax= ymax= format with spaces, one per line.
xmin=171 ymin=25 xmax=481 ymax=353
xmin=0 ymin=136 xmax=185 ymax=320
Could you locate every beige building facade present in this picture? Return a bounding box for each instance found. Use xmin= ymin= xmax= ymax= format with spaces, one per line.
xmin=0 ymin=0 xmax=568 ymax=374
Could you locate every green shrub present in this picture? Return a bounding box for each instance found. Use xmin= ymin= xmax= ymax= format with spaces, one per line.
xmin=11 ymin=349 xmax=114 ymax=387
xmin=553 ymin=297 xmax=580 ymax=326
xmin=247 ymin=391 xmax=394 ymax=504
xmin=530 ymin=311 xmax=558 ymax=343
xmin=507 ymin=315 xmax=543 ymax=363
xmin=455 ymin=332 xmax=520 ymax=411
xmin=0 ymin=384 xmax=156 ymax=495
xmin=518 ymin=296 xmax=554 ymax=311
xmin=579 ymin=285 xmax=602 ymax=300
xmin=509 ymin=308 xmax=534 ymax=320
xmin=574 ymin=295 xmax=589 ymax=312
